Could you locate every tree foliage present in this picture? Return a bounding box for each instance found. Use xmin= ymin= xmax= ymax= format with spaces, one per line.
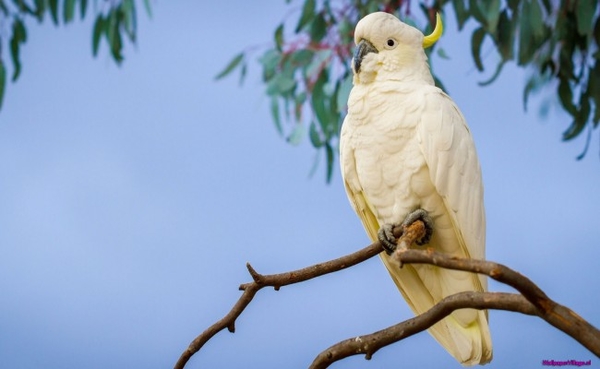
xmin=216 ymin=0 xmax=600 ymax=181
xmin=0 ymin=0 xmax=150 ymax=109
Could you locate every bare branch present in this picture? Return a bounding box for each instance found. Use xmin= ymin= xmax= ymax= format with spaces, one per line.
xmin=390 ymin=247 xmax=600 ymax=358
xmin=310 ymin=292 xmax=536 ymax=369
xmin=174 ymin=220 xmax=600 ymax=369
xmin=173 ymin=221 xmax=422 ymax=369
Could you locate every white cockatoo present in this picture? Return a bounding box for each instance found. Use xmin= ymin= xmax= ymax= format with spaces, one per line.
xmin=340 ymin=12 xmax=492 ymax=365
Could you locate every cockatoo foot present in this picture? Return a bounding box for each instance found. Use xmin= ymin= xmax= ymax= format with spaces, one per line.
xmin=378 ymin=223 xmax=399 ymax=254
xmin=402 ymin=209 xmax=433 ymax=245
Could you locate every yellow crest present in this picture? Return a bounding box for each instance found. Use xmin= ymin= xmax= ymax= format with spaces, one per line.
xmin=423 ymin=13 xmax=443 ymax=48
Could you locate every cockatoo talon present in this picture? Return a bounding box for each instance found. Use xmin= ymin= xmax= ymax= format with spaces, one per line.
xmin=378 ymin=223 xmax=400 ymax=254
xmin=402 ymin=209 xmax=434 ymax=245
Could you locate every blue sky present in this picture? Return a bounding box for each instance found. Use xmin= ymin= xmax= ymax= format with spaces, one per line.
xmin=1 ymin=2 xmax=598 ymax=369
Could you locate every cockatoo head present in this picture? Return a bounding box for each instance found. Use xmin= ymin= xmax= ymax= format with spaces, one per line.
xmin=352 ymin=12 xmax=442 ymax=84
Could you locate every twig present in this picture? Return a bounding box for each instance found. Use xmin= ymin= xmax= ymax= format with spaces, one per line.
xmin=173 ymin=221 xmax=423 ymax=369
xmin=310 ymin=292 xmax=536 ymax=368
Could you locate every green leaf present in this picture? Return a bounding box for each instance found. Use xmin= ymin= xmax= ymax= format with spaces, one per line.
xmin=539 ymin=0 xmax=551 ymax=13
xmin=33 ymin=0 xmax=45 ymax=21
xmin=507 ymin=0 xmax=520 ymax=10
xmin=324 ymin=142 xmax=334 ymax=183
xmin=575 ymin=0 xmax=595 ymax=36
xmin=289 ymin=49 xmax=313 ymax=67
xmin=143 ymin=0 xmax=152 ymax=18
xmin=214 ymin=52 xmax=244 ymax=80
xmin=563 ymin=92 xmax=590 ymax=141
xmin=529 ymin=0 xmax=545 ymax=39
xmin=309 ymin=12 xmax=327 ymax=41
xmin=436 ymin=47 xmax=451 ymax=60
xmin=0 ymin=59 xmax=6 ymax=110
xmin=79 ymin=0 xmax=88 ymax=19
xmin=480 ymin=0 xmax=501 ymax=32
xmin=295 ymin=0 xmax=315 ymax=33
xmin=309 ymin=121 xmax=323 ymax=148
xmin=305 ymin=49 xmax=331 ymax=78
xmin=287 ymin=124 xmax=305 ymax=146
xmin=558 ymin=78 xmax=577 ymax=115
xmin=495 ymin=9 xmax=515 ymax=61
xmin=266 ymin=74 xmax=296 ymax=96
xmin=589 ymin=63 xmax=600 ymax=125
xmin=63 ymin=0 xmax=75 ymax=23
xmin=258 ymin=49 xmax=281 ymax=81
xmin=92 ymin=15 xmax=104 ymax=56
xmin=518 ymin=0 xmax=533 ymax=65
xmin=294 ymin=91 xmax=306 ymax=121
xmin=239 ymin=62 xmax=247 ymax=85
xmin=311 ymin=69 xmax=335 ymax=136
xmin=270 ymin=97 xmax=283 ymax=136
xmin=103 ymin=8 xmax=124 ymax=63
xmin=9 ymin=18 xmax=27 ymax=81
xmin=274 ymin=23 xmax=284 ymax=51
xmin=335 ymin=73 xmax=353 ymax=113
xmin=451 ymin=0 xmax=470 ymax=30
xmin=471 ymin=27 xmax=486 ymax=71
xmin=338 ymin=18 xmax=353 ymax=44
xmin=121 ymin=0 xmax=137 ymax=41
xmin=523 ymin=76 xmax=535 ymax=111
xmin=469 ymin=0 xmax=488 ymax=25
xmin=594 ymin=15 xmax=600 ymax=48
xmin=49 ymin=0 xmax=59 ymax=25
xmin=478 ymin=61 xmax=504 ymax=86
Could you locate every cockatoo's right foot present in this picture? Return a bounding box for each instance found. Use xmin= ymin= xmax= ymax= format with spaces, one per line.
xmin=402 ymin=209 xmax=434 ymax=245
xmin=378 ymin=223 xmax=399 ymax=254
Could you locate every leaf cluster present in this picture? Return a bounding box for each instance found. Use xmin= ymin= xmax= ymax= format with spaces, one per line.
xmin=216 ymin=0 xmax=426 ymax=182
xmin=0 ymin=0 xmax=151 ymax=110
xmin=218 ymin=0 xmax=600 ymax=181
xmin=455 ymin=0 xmax=600 ymax=158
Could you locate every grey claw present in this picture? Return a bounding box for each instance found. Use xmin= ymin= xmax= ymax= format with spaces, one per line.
xmin=378 ymin=223 xmax=399 ymax=254
xmin=402 ymin=209 xmax=434 ymax=245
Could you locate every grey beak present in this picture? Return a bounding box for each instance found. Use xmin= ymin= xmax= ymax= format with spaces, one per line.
xmin=353 ymin=39 xmax=378 ymax=74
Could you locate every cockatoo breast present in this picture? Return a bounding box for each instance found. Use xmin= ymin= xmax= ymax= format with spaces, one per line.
xmin=343 ymin=81 xmax=437 ymax=224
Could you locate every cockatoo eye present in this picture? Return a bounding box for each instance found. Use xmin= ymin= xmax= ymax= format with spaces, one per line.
xmin=386 ymin=39 xmax=397 ymax=48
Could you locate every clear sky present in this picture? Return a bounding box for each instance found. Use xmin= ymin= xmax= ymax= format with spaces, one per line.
xmin=1 ymin=2 xmax=599 ymax=369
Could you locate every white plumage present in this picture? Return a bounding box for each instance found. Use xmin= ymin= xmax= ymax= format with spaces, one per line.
xmin=340 ymin=12 xmax=492 ymax=365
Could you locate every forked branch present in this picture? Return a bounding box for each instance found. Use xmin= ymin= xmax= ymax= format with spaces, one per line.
xmin=174 ymin=221 xmax=600 ymax=369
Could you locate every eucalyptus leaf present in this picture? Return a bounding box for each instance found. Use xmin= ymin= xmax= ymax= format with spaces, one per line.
xmin=471 ymin=27 xmax=486 ymax=71
xmin=215 ymin=53 xmax=244 ymax=80
xmin=575 ymin=0 xmax=596 ymax=36
xmin=9 ymin=19 xmax=27 ymax=81
xmin=80 ymin=0 xmax=88 ymax=19
xmin=49 ymin=0 xmax=59 ymax=24
xmin=335 ymin=73 xmax=353 ymax=113
xmin=309 ymin=121 xmax=324 ymax=148
xmin=92 ymin=15 xmax=105 ymax=56
xmin=274 ymin=23 xmax=284 ymax=51
xmin=0 ymin=60 xmax=6 ymax=110
xmin=63 ymin=0 xmax=75 ymax=23
xmin=287 ymin=124 xmax=305 ymax=146
xmin=271 ymin=97 xmax=283 ymax=136
xmin=296 ymin=0 xmax=315 ymax=33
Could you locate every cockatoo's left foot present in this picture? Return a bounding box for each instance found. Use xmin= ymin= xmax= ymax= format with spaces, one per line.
xmin=402 ymin=209 xmax=434 ymax=245
xmin=378 ymin=224 xmax=398 ymax=254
